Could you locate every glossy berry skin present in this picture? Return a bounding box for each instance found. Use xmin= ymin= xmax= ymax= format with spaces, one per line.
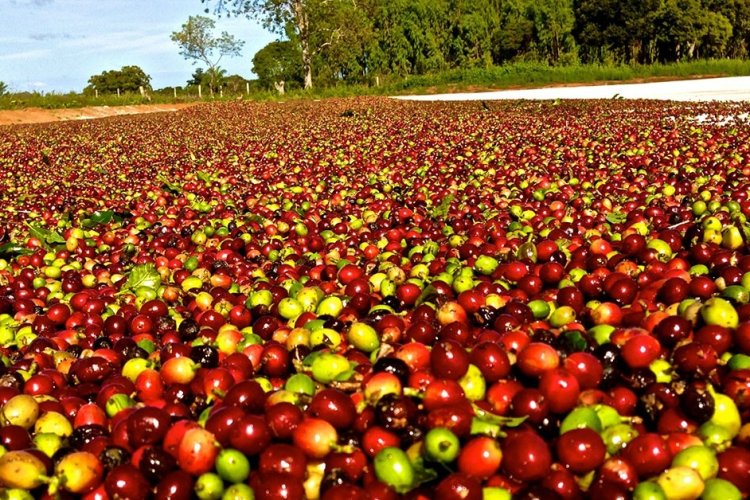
xmin=308 ymin=388 xmax=357 ymax=430
xmin=556 ymin=428 xmax=606 ymax=473
xmin=155 ymin=470 xmax=194 ymax=500
xmin=229 ymin=414 xmax=272 ymax=456
xmin=501 ymin=430 xmax=552 ymax=482
xmin=457 ymin=436 xmax=502 ymax=479
xmin=717 ymin=447 xmax=750 ymax=495
xmin=620 ymin=334 xmax=662 ymax=369
xmin=259 ymin=443 xmax=308 ymax=480
xmin=620 ymin=433 xmax=672 ymax=478
xmin=434 ymin=473 xmax=483 ymax=500
xmin=251 ymin=472 xmax=306 ymax=500
xmin=541 ymin=468 xmax=581 ymax=500
xmin=563 ymin=352 xmax=603 ymax=390
xmin=430 ymin=340 xmax=470 ymax=380
xmin=469 ymin=342 xmax=511 ymax=383
xmin=538 ymin=368 xmax=580 ymax=414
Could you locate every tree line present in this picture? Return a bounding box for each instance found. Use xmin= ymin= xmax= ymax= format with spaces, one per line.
xmin=205 ymin=0 xmax=750 ymax=91
xmin=9 ymin=0 xmax=747 ymax=97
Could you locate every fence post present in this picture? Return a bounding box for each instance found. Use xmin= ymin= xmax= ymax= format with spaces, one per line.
xmin=198 ymin=85 xmax=202 ymax=98
xmin=174 ymin=87 xmax=177 ymax=99
xmin=246 ymin=82 xmax=250 ymax=95
xmin=117 ymin=88 xmax=120 ymax=97
xmin=95 ymin=89 xmax=98 ymax=98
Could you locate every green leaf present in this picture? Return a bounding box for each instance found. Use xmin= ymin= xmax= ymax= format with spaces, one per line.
xmin=561 ymin=330 xmax=590 ymax=352
xmin=90 ymin=210 xmax=116 ymax=225
xmin=410 ymin=455 xmax=439 ymax=489
xmin=415 ymin=284 xmax=437 ymax=306
xmin=26 ymin=223 xmax=65 ymax=246
xmin=123 ymin=264 xmax=161 ymax=292
xmin=472 ymin=404 xmax=528 ymax=427
xmin=197 ymin=171 xmax=212 ymax=184
xmin=157 ymin=174 xmax=182 ymax=195
xmin=605 ymin=212 xmax=628 ymax=224
xmin=333 ymin=367 xmax=356 ymax=382
xmin=0 ymin=242 xmax=33 ymax=257
xmin=429 ymin=194 xmax=454 ymax=219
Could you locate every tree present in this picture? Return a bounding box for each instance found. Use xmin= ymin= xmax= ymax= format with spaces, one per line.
xmin=493 ymin=0 xmax=536 ymax=63
xmin=171 ymin=15 xmax=244 ymax=95
xmin=203 ymin=0 xmax=354 ymax=90
xmin=309 ymin=0 xmax=375 ymax=85
xmin=532 ymin=0 xmax=576 ymax=63
xmin=223 ymin=74 xmax=252 ymax=93
xmin=704 ymin=0 xmax=750 ymax=57
xmin=369 ymin=0 xmax=450 ymax=76
xmin=188 ymin=67 xmax=207 ymax=86
xmin=574 ymin=0 xmax=660 ymax=63
xmin=447 ymin=0 xmax=500 ymax=68
xmin=84 ymin=66 xmax=151 ymax=94
xmin=0 ymin=81 xmax=7 ymax=96
xmin=252 ymin=40 xmax=303 ymax=91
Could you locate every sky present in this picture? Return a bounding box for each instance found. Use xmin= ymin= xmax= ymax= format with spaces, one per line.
xmin=0 ymin=0 xmax=277 ymax=93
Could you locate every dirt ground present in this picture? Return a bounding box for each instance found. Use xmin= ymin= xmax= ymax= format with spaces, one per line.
xmin=0 ymin=103 xmax=197 ymax=127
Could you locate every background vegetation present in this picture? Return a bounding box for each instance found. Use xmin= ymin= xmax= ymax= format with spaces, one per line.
xmin=3 ymin=0 xmax=750 ymax=109
xmin=225 ymin=0 xmax=750 ymax=91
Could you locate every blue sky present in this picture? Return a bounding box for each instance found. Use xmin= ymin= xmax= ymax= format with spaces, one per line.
xmin=0 ymin=0 xmax=276 ymax=92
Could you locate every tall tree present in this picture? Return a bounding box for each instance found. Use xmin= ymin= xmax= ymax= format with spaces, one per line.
xmin=532 ymin=0 xmax=576 ymax=63
xmin=310 ymin=0 xmax=375 ymax=85
xmin=252 ymin=40 xmax=303 ymax=91
xmin=203 ymin=0 xmax=353 ymax=89
xmin=84 ymin=66 xmax=151 ymax=94
xmin=369 ymin=0 xmax=450 ymax=76
xmin=493 ymin=0 xmax=536 ymax=63
xmin=171 ymin=15 xmax=244 ymax=95
xmin=447 ymin=0 xmax=500 ymax=68
xmin=706 ymin=0 xmax=750 ymax=57
xmin=574 ymin=0 xmax=660 ymax=63
xmin=188 ymin=67 xmax=207 ymax=86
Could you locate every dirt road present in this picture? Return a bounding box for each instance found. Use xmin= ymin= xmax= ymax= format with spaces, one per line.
xmin=0 ymin=103 xmax=195 ymax=127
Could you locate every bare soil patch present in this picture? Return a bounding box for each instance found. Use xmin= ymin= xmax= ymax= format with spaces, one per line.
xmin=0 ymin=103 xmax=197 ymax=127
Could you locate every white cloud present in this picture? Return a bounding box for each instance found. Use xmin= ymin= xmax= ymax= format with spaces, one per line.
xmin=61 ymin=31 xmax=174 ymax=56
xmin=10 ymin=0 xmax=55 ymax=5
xmin=0 ymin=48 xmax=50 ymax=61
xmin=29 ymin=33 xmax=80 ymax=41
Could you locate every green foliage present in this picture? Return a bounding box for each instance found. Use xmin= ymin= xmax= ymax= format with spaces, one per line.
xmin=252 ymin=41 xmax=303 ymax=90
xmin=494 ymin=0 xmax=536 ymax=62
xmin=0 ymin=81 xmax=7 ymax=96
xmin=26 ymin=222 xmax=64 ymax=249
xmin=171 ymin=15 xmax=244 ymax=93
xmin=122 ymin=264 xmax=162 ymax=292
xmin=223 ymin=74 xmax=253 ymax=93
xmin=532 ymin=0 xmax=576 ymax=63
xmin=202 ymin=0 xmax=750 ymax=89
xmin=84 ymin=66 xmax=151 ymax=94
xmin=188 ymin=67 xmax=206 ymax=86
xmin=574 ymin=0 xmax=744 ymax=64
xmin=4 ymin=59 xmax=750 ymax=111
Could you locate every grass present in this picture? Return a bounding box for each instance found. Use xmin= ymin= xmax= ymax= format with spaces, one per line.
xmin=379 ymin=59 xmax=750 ymax=94
xmin=3 ymin=59 xmax=750 ymax=110
xmin=0 ymin=91 xmax=196 ymax=110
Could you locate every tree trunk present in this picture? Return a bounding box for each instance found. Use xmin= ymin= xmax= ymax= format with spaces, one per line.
xmin=302 ymin=41 xmax=313 ymax=89
xmin=293 ymin=0 xmax=313 ymax=90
